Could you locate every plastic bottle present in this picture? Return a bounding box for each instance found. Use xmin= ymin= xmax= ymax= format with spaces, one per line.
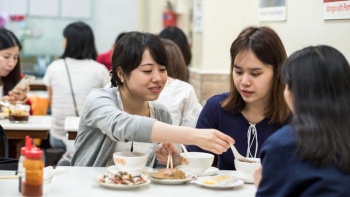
xmin=18 ymin=136 xmax=32 ymax=193
xmin=22 ymin=147 xmax=44 ymax=197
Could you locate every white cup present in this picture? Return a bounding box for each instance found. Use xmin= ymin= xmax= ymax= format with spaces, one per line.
xmin=113 ymin=152 xmax=148 ymax=172
xmin=180 ymin=152 xmax=214 ymax=172
xmin=234 ymin=159 xmax=261 ymax=179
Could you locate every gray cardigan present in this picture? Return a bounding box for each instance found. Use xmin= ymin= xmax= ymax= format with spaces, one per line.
xmin=71 ymin=87 xmax=172 ymax=167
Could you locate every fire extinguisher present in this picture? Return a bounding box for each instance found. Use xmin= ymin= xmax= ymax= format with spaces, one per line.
xmin=163 ymin=1 xmax=176 ymax=28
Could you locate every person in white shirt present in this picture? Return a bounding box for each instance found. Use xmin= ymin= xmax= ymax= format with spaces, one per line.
xmin=43 ymin=22 xmax=110 ymax=150
xmin=156 ymin=39 xmax=202 ymax=127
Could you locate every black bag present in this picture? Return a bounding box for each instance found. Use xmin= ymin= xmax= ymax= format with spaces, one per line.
xmin=0 ymin=124 xmax=18 ymax=171
xmin=0 ymin=157 xmax=18 ymax=170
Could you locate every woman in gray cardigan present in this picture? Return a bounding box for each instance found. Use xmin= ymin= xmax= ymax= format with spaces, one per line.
xmin=71 ymin=32 xmax=234 ymax=167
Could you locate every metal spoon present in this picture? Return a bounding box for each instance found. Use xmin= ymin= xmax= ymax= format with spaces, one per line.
xmin=230 ymin=143 xmax=260 ymax=163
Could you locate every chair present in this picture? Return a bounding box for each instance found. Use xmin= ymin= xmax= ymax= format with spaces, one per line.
xmin=0 ymin=124 xmax=18 ymax=170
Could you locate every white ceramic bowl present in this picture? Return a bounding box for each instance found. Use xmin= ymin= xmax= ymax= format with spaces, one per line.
xmin=180 ymin=152 xmax=214 ymax=172
xmin=113 ymin=152 xmax=148 ymax=172
xmin=234 ymin=159 xmax=261 ymax=179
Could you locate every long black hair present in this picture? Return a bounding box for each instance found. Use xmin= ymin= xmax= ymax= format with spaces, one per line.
xmin=282 ymin=45 xmax=350 ymax=173
xmin=0 ymin=28 xmax=22 ymax=95
xmin=110 ymin=32 xmax=168 ymax=87
xmin=61 ymin=21 xmax=97 ymax=60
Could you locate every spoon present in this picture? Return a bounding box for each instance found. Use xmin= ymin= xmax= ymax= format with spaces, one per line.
xmin=0 ymin=100 xmax=10 ymax=107
xmin=230 ymin=143 xmax=260 ymax=163
xmin=180 ymin=144 xmax=189 ymax=156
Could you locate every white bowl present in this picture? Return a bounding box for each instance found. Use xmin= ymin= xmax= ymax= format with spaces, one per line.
xmin=234 ymin=159 xmax=261 ymax=180
xmin=113 ymin=152 xmax=148 ymax=172
xmin=180 ymin=152 xmax=214 ymax=172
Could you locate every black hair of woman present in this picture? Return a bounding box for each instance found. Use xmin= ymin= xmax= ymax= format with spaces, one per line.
xmin=61 ymin=21 xmax=97 ymax=60
xmin=282 ymin=45 xmax=350 ymax=173
xmin=110 ymin=31 xmax=168 ymax=87
xmin=159 ymin=26 xmax=192 ymax=66
xmin=0 ymin=28 xmax=22 ymax=94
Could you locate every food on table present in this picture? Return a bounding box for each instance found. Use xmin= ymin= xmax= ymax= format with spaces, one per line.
xmin=152 ymin=168 xmax=186 ymax=179
xmin=8 ymin=104 xmax=30 ymax=123
xmin=98 ymin=172 xmax=148 ymax=185
xmin=201 ymin=175 xmax=237 ymax=185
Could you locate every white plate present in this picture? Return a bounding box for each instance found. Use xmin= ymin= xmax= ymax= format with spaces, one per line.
xmin=107 ymin=165 xmax=154 ymax=176
xmin=95 ymin=178 xmax=151 ymax=190
xmin=193 ymin=176 xmax=244 ymax=189
xmin=175 ymin=166 xmax=219 ymax=177
xmin=236 ymin=174 xmax=254 ymax=184
xmin=150 ymin=174 xmax=193 ymax=185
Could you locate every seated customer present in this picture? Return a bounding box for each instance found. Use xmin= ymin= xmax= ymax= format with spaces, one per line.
xmin=156 ymin=26 xmax=290 ymax=169
xmin=254 ymin=45 xmax=350 ymax=196
xmin=0 ymin=28 xmax=30 ymax=105
xmin=156 ymin=38 xmax=202 ymax=127
xmin=71 ymin=32 xmax=234 ymax=167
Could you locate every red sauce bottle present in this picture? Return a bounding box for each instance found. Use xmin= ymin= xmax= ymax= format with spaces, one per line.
xmin=22 ymin=147 xmax=44 ymax=197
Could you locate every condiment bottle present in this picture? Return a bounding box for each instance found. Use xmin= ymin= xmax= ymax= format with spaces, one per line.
xmin=22 ymin=147 xmax=44 ymax=197
xmin=18 ymin=136 xmax=32 ymax=193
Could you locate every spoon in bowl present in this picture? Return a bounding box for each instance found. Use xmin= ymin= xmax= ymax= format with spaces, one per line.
xmin=180 ymin=144 xmax=189 ymax=156
xmin=230 ymin=143 xmax=260 ymax=163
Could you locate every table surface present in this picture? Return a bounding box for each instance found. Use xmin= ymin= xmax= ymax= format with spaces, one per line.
xmin=0 ymin=115 xmax=51 ymax=130
xmin=0 ymin=167 xmax=257 ymax=197
xmin=64 ymin=116 xmax=80 ymax=131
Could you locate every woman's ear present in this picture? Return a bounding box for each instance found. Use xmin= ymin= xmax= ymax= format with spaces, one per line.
xmin=116 ymin=67 xmax=124 ymax=83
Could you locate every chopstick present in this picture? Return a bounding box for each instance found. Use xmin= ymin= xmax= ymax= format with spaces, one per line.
xmin=0 ymin=175 xmax=18 ymax=179
xmin=166 ymin=153 xmax=173 ymax=169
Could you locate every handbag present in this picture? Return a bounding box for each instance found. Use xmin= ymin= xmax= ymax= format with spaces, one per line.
xmin=64 ymin=59 xmax=79 ymax=117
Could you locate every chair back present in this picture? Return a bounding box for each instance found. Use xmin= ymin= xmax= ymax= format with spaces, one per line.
xmin=0 ymin=124 xmax=8 ymax=158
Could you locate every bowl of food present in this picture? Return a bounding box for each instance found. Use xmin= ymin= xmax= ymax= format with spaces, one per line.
xmin=8 ymin=104 xmax=30 ymax=123
xmin=234 ymin=158 xmax=261 ymax=180
xmin=113 ymin=152 xmax=148 ymax=172
xmin=180 ymin=152 xmax=214 ymax=172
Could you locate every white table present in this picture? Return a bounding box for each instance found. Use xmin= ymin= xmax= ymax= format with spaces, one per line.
xmin=0 ymin=167 xmax=257 ymax=197
xmin=0 ymin=115 xmax=51 ymax=158
xmin=64 ymin=116 xmax=80 ymax=140
xmin=0 ymin=115 xmax=51 ymax=140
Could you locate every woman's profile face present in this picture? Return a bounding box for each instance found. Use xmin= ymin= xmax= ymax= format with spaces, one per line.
xmin=0 ymin=46 xmax=19 ymax=77
xmin=119 ymin=49 xmax=168 ymax=101
xmin=62 ymin=37 xmax=67 ymax=49
xmin=233 ymin=50 xmax=274 ymax=107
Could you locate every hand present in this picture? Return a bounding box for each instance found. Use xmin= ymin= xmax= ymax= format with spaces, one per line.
xmin=253 ymin=164 xmax=262 ymax=188
xmin=156 ymin=143 xmax=181 ymax=167
xmin=192 ymin=129 xmax=234 ymax=154
xmin=7 ymin=85 xmax=29 ymax=104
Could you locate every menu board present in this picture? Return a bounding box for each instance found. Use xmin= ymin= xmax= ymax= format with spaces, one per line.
xmin=29 ymin=0 xmax=59 ymax=17
xmin=0 ymin=0 xmax=27 ymax=15
xmin=61 ymin=0 xmax=91 ymax=18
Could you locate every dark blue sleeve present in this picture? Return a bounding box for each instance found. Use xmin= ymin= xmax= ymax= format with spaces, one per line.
xmin=186 ymin=97 xmax=218 ymax=153
xmin=256 ymin=136 xmax=295 ymax=197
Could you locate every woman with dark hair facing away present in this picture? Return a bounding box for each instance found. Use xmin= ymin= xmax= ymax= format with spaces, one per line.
xmin=0 ymin=28 xmax=30 ymax=104
xmin=159 ymin=27 xmax=192 ymax=80
xmin=71 ymin=32 xmax=233 ymax=167
xmin=156 ymin=38 xmax=202 ymax=127
xmin=43 ymin=22 xmax=110 ymax=150
xmin=157 ymin=26 xmax=290 ymax=169
xmin=254 ymin=45 xmax=350 ymax=196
